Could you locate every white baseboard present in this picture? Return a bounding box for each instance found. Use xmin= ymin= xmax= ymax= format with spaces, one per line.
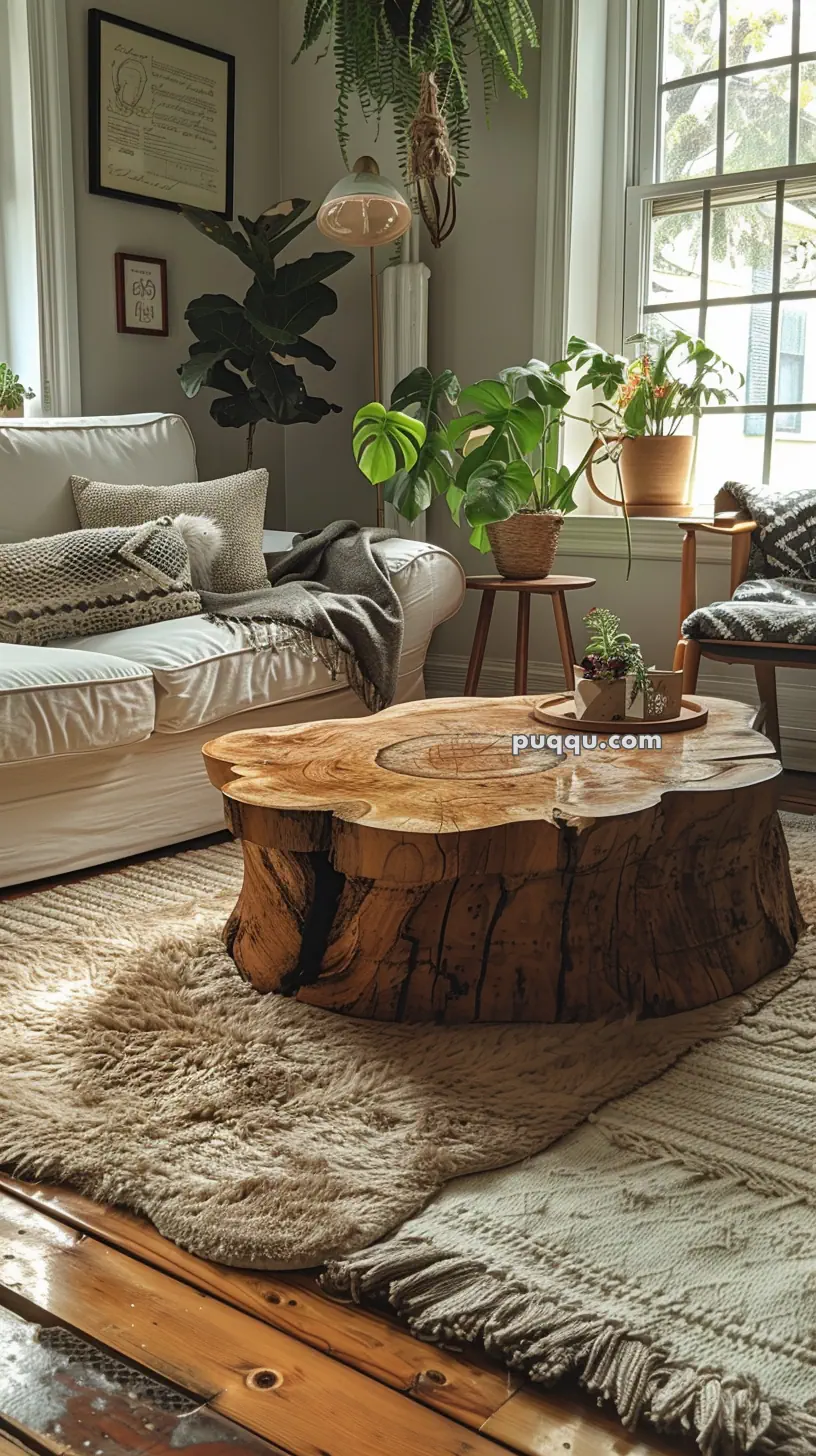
xmin=424 ymin=653 xmax=816 ymax=773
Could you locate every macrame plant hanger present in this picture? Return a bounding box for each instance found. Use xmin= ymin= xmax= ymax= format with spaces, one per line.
xmin=409 ymin=71 xmax=457 ymax=247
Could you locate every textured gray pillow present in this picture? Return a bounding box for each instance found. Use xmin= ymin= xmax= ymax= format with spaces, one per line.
xmin=72 ymin=469 xmax=269 ymax=594
xmin=0 ymin=518 xmax=201 ymax=645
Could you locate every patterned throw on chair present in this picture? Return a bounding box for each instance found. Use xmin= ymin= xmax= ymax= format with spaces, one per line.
xmin=683 ymin=482 xmax=816 ymax=645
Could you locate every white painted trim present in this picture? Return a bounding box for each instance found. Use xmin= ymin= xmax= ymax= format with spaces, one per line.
xmin=558 ymin=512 xmax=731 ymax=561
xmin=424 ymin=652 xmax=816 ymax=770
xmin=533 ymin=0 xmax=576 ymax=363
xmin=26 ymin=0 xmax=81 ymax=417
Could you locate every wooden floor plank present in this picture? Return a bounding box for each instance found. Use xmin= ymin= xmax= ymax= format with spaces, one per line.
xmin=0 ymin=1433 xmax=40 ymax=1456
xmin=480 ymin=1387 xmax=688 ymax=1456
xmin=0 ymin=1177 xmax=519 ymax=1431
xmin=0 ymin=1192 xmax=508 ymax=1456
xmin=0 ymin=1305 xmax=287 ymax=1456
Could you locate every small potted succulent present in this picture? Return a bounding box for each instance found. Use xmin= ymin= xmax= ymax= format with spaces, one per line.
xmin=576 ymin=608 xmax=682 ymax=722
xmin=0 ymin=364 xmax=34 ymax=418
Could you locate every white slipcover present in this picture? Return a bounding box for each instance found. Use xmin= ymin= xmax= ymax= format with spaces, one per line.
xmin=0 ymin=643 xmax=155 ymax=762
xmin=0 ymin=413 xmax=466 ymax=885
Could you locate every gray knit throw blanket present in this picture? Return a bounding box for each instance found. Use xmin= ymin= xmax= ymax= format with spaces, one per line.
xmin=684 ymin=481 xmax=816 ymax=646
xmin=200 ymin=520 xmax=403 ymax=713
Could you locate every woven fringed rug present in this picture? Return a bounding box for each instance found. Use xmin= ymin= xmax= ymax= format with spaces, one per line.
xmin=0 ymin=816 xmax=814 ymax=1455
xmin=327 ymin=814 xmax=816 ymax=1456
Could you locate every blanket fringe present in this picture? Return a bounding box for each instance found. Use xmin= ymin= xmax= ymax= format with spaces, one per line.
xmin=323 ymin=1239 xmax=816 ymax=1456
xmin=204 ymin=615 xmax=386 ymax=713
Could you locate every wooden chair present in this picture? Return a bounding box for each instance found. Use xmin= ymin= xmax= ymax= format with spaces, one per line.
xmin=673 ymin=491 xmax=816 ymax=757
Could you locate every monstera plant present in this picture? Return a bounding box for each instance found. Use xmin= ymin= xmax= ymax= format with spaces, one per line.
xmin=178 ymin=200 xmax=353 ymax=467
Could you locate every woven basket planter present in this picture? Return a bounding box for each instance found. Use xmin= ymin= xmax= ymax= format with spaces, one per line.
xmin=486 ymin=511 xmax=563 ymax=580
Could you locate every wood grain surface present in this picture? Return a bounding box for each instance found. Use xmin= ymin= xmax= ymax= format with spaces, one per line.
xmin=203 ymin=697 xmax=801 ymax=1021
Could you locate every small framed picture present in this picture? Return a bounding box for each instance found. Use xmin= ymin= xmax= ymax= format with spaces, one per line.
xmin=115 ymin=252 xmax=168 ymax=335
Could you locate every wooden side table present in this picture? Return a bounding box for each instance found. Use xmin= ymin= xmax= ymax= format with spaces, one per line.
xmin=464 ymin=575 xmax=597 ymax=695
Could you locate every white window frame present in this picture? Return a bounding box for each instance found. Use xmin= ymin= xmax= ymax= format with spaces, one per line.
xmin=0 ymin=0 xmax=80 ymax=417
xmin=622 ymin=0 xmax=816 ymax=486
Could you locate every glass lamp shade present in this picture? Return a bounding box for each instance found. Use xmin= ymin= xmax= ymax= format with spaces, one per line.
xmin=316 ymin=159 xmax=412 ymax=247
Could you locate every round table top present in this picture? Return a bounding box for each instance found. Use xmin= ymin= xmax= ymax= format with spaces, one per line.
xmin=203 ymin=695 xmax=777 ymax=845
xmin=465 ymin=574 xmax=596 ymax=592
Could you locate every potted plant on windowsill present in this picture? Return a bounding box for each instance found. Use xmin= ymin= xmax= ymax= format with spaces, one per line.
xmin=561 ymin=330 xmax=742 ymax=518
xmin=0 ymin=365 xmax=34 ymax=418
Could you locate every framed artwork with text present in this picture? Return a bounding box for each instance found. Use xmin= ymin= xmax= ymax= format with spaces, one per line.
xmin=115 ymin=253 xmax=168 ymax=336
xmin=89 ymin=9 xmax=235 ymax=218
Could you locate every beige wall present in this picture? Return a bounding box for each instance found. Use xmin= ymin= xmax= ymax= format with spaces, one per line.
xmin=279 ymin=0 xmax=546 ymax=663
xmin=65 ymin=0 xmax=284 ymax=520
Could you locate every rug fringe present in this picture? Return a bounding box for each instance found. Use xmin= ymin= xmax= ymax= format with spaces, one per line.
xmin=323 ymin=1239 xmax=816 ymax=1456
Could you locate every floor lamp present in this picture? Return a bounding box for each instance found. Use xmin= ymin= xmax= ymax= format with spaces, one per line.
xmin=317 ymin=157 xmax=413 ymax=527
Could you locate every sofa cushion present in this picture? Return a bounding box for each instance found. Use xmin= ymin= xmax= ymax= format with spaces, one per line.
xmin=72 ymin=469 xmax=269 ymax=593
xmin=0 ymin=643 xmax=155 ymax=763
xmin=63 ymin=537 xmax=466 ymax=734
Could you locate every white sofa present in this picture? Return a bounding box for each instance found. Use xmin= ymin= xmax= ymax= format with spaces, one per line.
xmin=0 ymin=413 xmax=465 ymax=887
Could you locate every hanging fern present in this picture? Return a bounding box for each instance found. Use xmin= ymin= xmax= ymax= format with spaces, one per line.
xmin=294 ymin=0 xmax=539 ymax=188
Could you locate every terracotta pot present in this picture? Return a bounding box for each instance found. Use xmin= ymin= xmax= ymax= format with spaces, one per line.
xmin=573 ymin=671 xmax=626 ymax=722
xmin=0 ymin=406 xmax=23 ymax=419
xmin=586 ymin=434 xmax=695 ymax=518
xmin=486 ymin=511 xmax=563 ymax=580
xmin=625 ymin=669 xmax=684 ymax=721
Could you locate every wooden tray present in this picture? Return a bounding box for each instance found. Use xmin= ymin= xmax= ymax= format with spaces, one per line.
xmin=533 ymin=693 xmax=709 ymax=734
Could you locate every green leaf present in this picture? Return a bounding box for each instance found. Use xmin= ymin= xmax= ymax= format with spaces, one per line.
xmin=180 ymin=208 xmax=254 ymax=268
xmin=499 ymin=359 xmax=570 ymax=410
xmin=463 ymin=459 xmax=535 ymax=526
xmin=244 ymin=276 xmax=339 ymax=342
xmin=390 ymin=367 xmax=461 ymax=429
xmin=275 ymin=252 xmax=355 ymax=292
xmin=469 ymin=523 xmax=491 ymax=553
xmin=178 ymin=345 xmax=230 ymax=397
xmin=445 ymin=482 xmax=465 ymax=523
xmin=352 ymin=405 xmax=427 ymax=486
xmin=459 ymin=378 xmax=513 ymax=414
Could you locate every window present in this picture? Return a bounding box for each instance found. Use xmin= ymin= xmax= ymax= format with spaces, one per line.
xmin=625 ymin=0 xmax=816 ymax=502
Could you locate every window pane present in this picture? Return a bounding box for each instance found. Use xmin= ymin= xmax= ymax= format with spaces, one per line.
xmin=727 ymin=0 xmax=793 ymax=67
xmin=643 ymin=306 xmax=703 ymax=351
xmin=661 ymin=80 xmax=719 ymax=180
xmin=771 ymin=411 xmax=816 ymax=485
xmin=663 ymin=0 xmax=720 ymax=81
xmin=708 ymin=198 xmax=776 ymax=298
xmin=724 ymin=66 xmax=792 ymax=172
xmin=801 ymin=9 xmax=816 ymax=53
xmin=799 ymin=63 xmax=816 ymax=163
xmin=694 ymin=413 xmax=767 ymax=501
xmin=704 ymin=302 xmax=772 ymax=403
xmin=776 ymin=298 xmax=816 ymax=411
xmin=649 ymin=209 xmax=703 ymax=305
xmin=781 ymin=190 xmax=816 ymax=290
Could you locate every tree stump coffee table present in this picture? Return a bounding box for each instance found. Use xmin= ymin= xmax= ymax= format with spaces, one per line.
xmin=203 ymin=696 xmax=802 ymax=1024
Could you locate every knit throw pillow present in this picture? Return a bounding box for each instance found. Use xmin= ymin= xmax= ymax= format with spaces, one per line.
xmin=725 ymin=480 xmax=816 ymax=580
xmin=0 ymin=519 xmax=201 ymax=646
xmin=72 ymin=469 xmax=269 ymax=594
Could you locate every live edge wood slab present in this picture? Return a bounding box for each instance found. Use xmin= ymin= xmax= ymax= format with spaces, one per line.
xmin=203 ymin=695 xmax=803 ymax=1024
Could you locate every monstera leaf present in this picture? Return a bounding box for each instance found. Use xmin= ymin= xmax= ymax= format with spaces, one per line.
xmin=370 ymin=367 xmax=460 ymax=521
xmin=352 ymin=403 xmax=426 ymax=485
xmin=177 ymin=201 xmax=353 ymax=464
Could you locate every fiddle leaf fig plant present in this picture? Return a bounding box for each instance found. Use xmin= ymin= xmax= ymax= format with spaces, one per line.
xmin=178 ymin=199 xmax=354 ymax=468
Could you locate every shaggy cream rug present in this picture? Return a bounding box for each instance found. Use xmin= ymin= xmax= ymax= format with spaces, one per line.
xmin=0 ymin=824 xmax=807 ymax=1272
xmin=0 ymin=817 xmax=813 ymax=1454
